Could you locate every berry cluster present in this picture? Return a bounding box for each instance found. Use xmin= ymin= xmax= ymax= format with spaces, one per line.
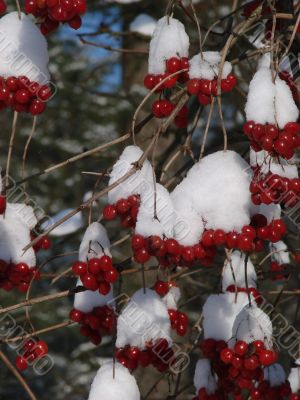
xmin=116 ymin=338 xmax=174 ymax=373
xmin=32 ymin=235 xmax=52 ymax=252
xmin=144 ymin=57 xmax=189 ymax=92
xmin=291 ymin=394 xmax=300 ymax=400
xmin=250 ymin=171 xmax=300 ymax=208
xmin=25 ymin=0 xmax=87 ymax=35
xmin=0 ymin=261 xmax=40 ymax=293
xmin=250 ymin=380 xmax=291 ymax=400
xmin=103 ymin=195 xmax=140 ymax=229
xmin=193 ymin=387 xmax=225 ymax=400
xmin=269 ymin=261 xmax=288 ymax=281
xmin=72 ymin=256 xmax=118 ymax=295
xmin=152 ymin=101 xmax=188 ymax=128
xmin=243 ymin=121 xmax=300 ymax=159
xmin=69 ymin=306 xmax=116 ymax=345
xmin=187 ymin=75 xmax=237 ymax=106
xmin=0 ymin=76 xmax=52 ymax=115
xmin=200 ymin=338 xmax=279 ymax=399
xmin=16 ymin=339 xmax=48 ymax=371
xmin=168 ymin=309 xmax=189 ymax=336
xmin=226 ymin=285 xmax=262 ymax=305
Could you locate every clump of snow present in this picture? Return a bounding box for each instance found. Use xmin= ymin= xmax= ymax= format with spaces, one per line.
xmin=250 ymin=150 xmax=299 ymax=179
xmin=108 ymin=145 xmax=153 ymax=204
xmin=88 ymin=361 xmax=140 ymax=400
xmin=245 ymin=67 xmax=299 ymax=128
xmin=222 ymin=251 xmax=257 ymax=291
xmin=250 ymin=203 xmax=281 ymax=224
xmin=288 ymin=363 xmax=300 ymax=393
xmin=264 ymin=364 xmax=286 ymax=387
xmin=162 ymin=286 xmax=181 ymax=310
xmin=189 ymin=52 xmax=232 ymax=80
xmin=130 ymin=14 xmax=156 ymax=36
xmin=42 ymin=209 xmax=83 ymax=237
xmin=230 ymin=304 xmax=273 ymax=347
xmin=0 ymin=203 xmax=37 ymax=267
xmin=193 ymin=359 xmax=217 ymax=395
xmin=79 ymin=222 xmax=111 ymax=262
xmin=0 ymin=12 xmax=50 ymax=83
xmin=135 ymin=183 xmax=175 ymax=239
xmin=74 ymin=279 xmax=114 ymax=313
xmin=116 ymin=288 xmax=171 ymax=349
xmin=148 ymin=16 xmax=189 ymax=75
xmin=171 ymin=150 xmax=252 ymax=245
xmin=270 ymin=241 xmax=290 ymax=265
xmin=202 ymin=292 xmax=252 ymax=342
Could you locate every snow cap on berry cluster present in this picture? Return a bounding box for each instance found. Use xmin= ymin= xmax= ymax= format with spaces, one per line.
xmin=193 ymin=359 xmax=218 ymax=395
xmin=222 ymin=251 xmax=257 ymax=291
xmin=116 ymin=288 xmax=171 ymax=349
xmin=0 ymin=12 xmax=50 ymax=83
xmin=135 ymin=183 xmax=175 ymax=239
xmin=162 ymin=285 xmax=181 ymax=310
xmin=74 ymin=278 xmax=114 ymax=313
xmin=245 ymin=66 xmax=299 ymax=129
xmin=108 ymin=145 xmax=153 ymax=204
xmin=88 ymin=361 xmax=140 ymax=400
xmin=148 ymin=16 xmax=189 ymax=75
xmin=250 ymin=149 xmax=299 ymax=179
xmin=288 ymin=361 xmax=300 ymax=394
xmin=189 ymin=51 xmax=232 ymax=80
xmin=269 ymin=240 xmax=291 ymax=265
xmin=79 ymin=222 xmax=111 ymax=262
xmin=202 ymin=292 xmax=253 ymax=342
xmin=171 ymin=150 xmax=252 ymax=246
xmin=230 ymin=304 xmax=273 ymax=348
xmin=264 ymin=363 xmax=286 ymax=387
xmin=0 ymin=203 xmax=37 ymax=267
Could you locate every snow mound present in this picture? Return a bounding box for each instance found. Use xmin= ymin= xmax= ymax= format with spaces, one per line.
xmin=74 ymin=278 xmax=114 ymax=313
xmin=245 ymin=67 xmax=299 ymax=128
xmin=88 ymin=361 xmax=140 ymax=400
xmin=162 ymin=286 xmax=181 ymax=310
xmin=202 ymin=292 xmax=252 ymax=341
xmin=171 ymin=150 xmax=252 ymax=245
xmin=194 ymin=359 xmax=217 ymax=395
xmin=130 ymin=14 xmax=156 ymax=36
xmin=0 ymin=203 xmax=37 ymax=267
xmin=222 ymin=251 xmax=257 ymax=291
xmin=42 ymin=209 xmax=83 ymax=237
xmin=189 ymin=51 xmax=232 ymax=80
xmin=288 ymin=364 xmax=300 ymax=393
xmin=270 ymin=240 xmax=290 ymax=265
xmin=250 ymin=150 xmax=299 ymax=179
xmin=264 ymin=363 xmax=286 ymax=387
xmin=148 ymin=16 xmax=189 ymax=75
xmin=0 ymin=12 xmax=49 ymax=83
xmin=116 ymin=288 xmax=171 ymax=349
xmin=108 ymin=145 xmax=153 ymax=204
xmin=79 ymin=222 xmax=111 ymax=262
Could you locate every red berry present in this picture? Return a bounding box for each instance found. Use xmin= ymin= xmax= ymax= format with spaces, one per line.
xmin=81 ymin=273 xmax=98 ymax=290
xmin=220 ymin=348 xmax=234 ymax=364
xmin=144 ymin=74 xmax=156 ymax=90
xmin=134 ymin=248 xmax=150 ymax=264
xmin=104 ymin=268 xmax=118 ymax=283
xmin=131 ymin=234 xmax=146 ymax=251
xmin=187 ymin=79 xmax=201 ymax=95
xmin=103 ymin=204 xmax=117 ymax=220
xmin=69 ymin=308 xmax=83 ymax=323
xmin=234 ymin=340 xmax=248 ymax=356
xmin=166 ymin=57 xmax=182 ymax=73
xmin=154 ymin=280 xmax=169 ymax=296
xmin=16 ymin=356 xmax=28 ymax=371
xmin=72 ymin=261 xmax=87 ymax=276
xmin=116 ymin=198 xmax=130 ymax=214
xmin=259 ymin=349 xmax=276 ymax=366
xmin=99 ymin=255 xmax=113 ymax=271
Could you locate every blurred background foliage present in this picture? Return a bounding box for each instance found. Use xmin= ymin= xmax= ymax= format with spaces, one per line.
xmin=0 ymin=0 xmax=299 ymax=399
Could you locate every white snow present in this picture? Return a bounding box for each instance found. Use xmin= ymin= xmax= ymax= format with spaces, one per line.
xmin=79 ymin=223 xmax=111 ymax=262
xmin=288 ymin=364 xmax=300 ymax=393
xmin=264 ymin=364 xmax=286 ymax=387
xmin=250 ymin=203 xmax=282 ymax=224
xmin=0 ymin=203 xmax=37 ymax=267
xmin=245 ymin=68 xmax=276 ymax=125
xmin=202 ymin=292 xmax=253 ymax=342
xmin=148 ymin=16 xmax=189 ymax=75
xmin=130 ymin=14 xmax=156 ymax=36
xmin=74 ymin=278 xmax=114 ymax=313
xmin=0 ymin=12 xmax=50 ymax=83
xmin=275 ymin=77 xmax=299 ymax=129
xmin=189 ymin=52 xmax=232 ymax=80
xmin=245 ymin=67 xmax=299 ymax=128
xmin=250 ymin=150 xmax=299 ymax=179
xmin=193 ymin=359 xmax=217 ymax=395
xmin=171 ymin=150 xmax=252 ymax=245
xmin=222 ymin=251 xmax=257 ymax=291
xmin=116 ymin=288 xmax=171 ymax=349
xmin=270 ymin=241 xmax=290 ymax=265
xmin=230 ymin=304 xmax=273 ymax=348
xmin=42 ymin=209 xmax=83 ymax=237
xmin=88 ymin=361 xmax=140 ymax=400
xmin=162 ymin=286 xmax=181 ymax=310
xmin=108 ymin=145 xmax=153 ymax=204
